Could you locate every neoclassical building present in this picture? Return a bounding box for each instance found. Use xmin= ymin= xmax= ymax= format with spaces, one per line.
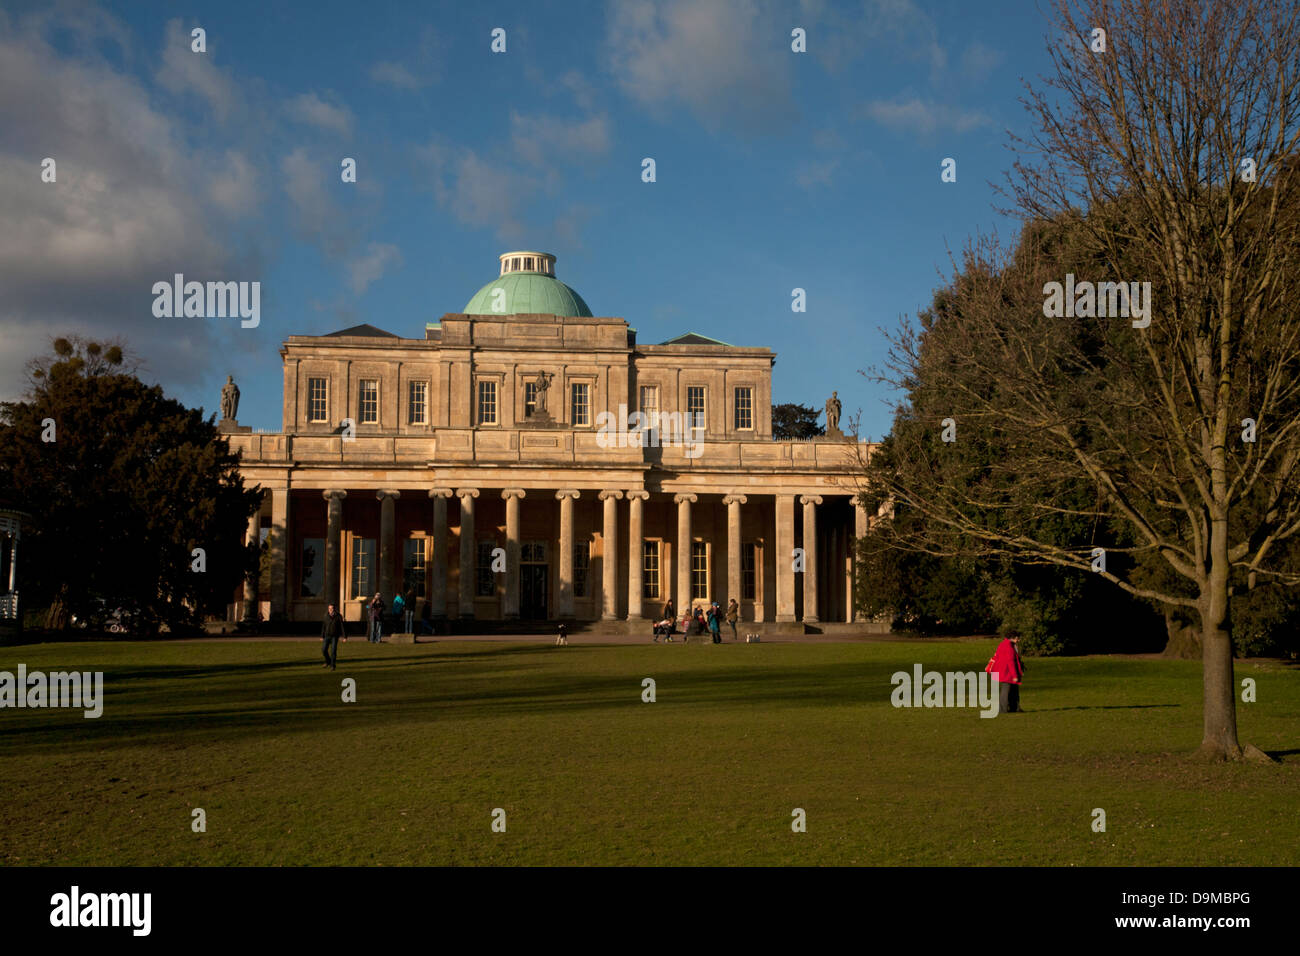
xmin=228 ymin=251 xmax=875 ymax=629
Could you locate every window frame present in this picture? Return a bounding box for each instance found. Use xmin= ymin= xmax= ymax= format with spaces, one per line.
xmin=307 ymin=377 xmax=329 ymax=424
xmin=642 ymin=540 xmax=661 ymax=600
xmin=359 ymin=378 xmax=380 ymax=425
xmin=570 ymin=381 xmax=591 ymax=427
xmin=476 ymin=540 xmax=497 ymax=597
xmin=687 ymin=385 xmax=707 ymax=432
xmin=574 ymin=540 xmax=590 ymax=598
xmin=476 ymin=378 xmax=499 ymax=426
xmin=350 ymin=537 xmax=376 ymax=600
xmin=734 ymin=386 xmax=754 ymax=431
xmin=408 ymin=380 xmax=428 ymax=426
xmin=690 ymin=541 xmax=708 ymax=600
xmin=741 ymin=542 xmax=757 ymax=600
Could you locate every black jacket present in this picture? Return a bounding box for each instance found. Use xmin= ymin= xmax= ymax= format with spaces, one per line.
xmin=321 ymin=611 xmax=346 ymax=639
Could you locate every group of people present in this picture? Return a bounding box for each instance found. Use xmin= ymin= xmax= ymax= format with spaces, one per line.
xmin=365 ymin=589 xmax=436 ymax=642
xmin=652 ymin=599 xmax=739 ymax=643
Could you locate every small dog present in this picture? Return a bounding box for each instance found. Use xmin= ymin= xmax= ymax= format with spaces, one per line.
xmin=556 ymin=623 xmax=568 ymax=646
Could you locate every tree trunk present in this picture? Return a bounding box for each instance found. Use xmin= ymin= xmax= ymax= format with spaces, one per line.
xmin=1198 ymin=529 xmax=1242 ymax=759
xmin=1161 ymin=609 xmax=1201 ymax=659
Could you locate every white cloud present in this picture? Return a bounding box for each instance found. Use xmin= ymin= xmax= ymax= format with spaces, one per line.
xmin=348 ymin=242 xmax=403 ymax=294
xmin=0 ymin=14 xmax=257 ymax=402
xmin=419 ymin=143 xmax=534 ymax=241
xmin=155 ymin=18 xmax=237 ymax=121
xmin=285 ymin=91 xmax=354 ymax=136
xmin=370 ymin=61 xmax=427 ymax=90
xmin=511 ymin=112 xmax=611 ymax=167
xmin=861 ymin=96 xmax=990 ymax=137
xmin=606 ymin=0 xmax=797 ymax=134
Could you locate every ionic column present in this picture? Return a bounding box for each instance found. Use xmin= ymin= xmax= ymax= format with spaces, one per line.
xmin=323 ymin=490 xmax=347 ymax=609
xmin=242 ymin=505 xmax=261 ymax=622
xmin=674 ymin=493 xmax=697 ymax=610
xmin=801 ymin=495 xmax=823 ymax=623
xmin=599 ymin=490 xmax=623 ymax=620
xmin=430 ymin=489 xmax=453 ymax=620
xmin=556 ymin=490 xmax=580 ymax=618
xmin=378 ymin=490 xmax=400 ymax=610
xmin=269 ymin=488 xmax=290 ymax=620
xmin=723 ymin=494 xmax=747 ymax=609
xmin=456 ymin=488 xmax=479 ymax=619
xmin=502 ymin=489 xmax=526 ymax=620
xmin=851 ymin=497 xmax=868 ymax=623
xmin=626 ymin=491 xmax=650 ymax=620
xmin=775 ymin=494 xmax=795 ymax=622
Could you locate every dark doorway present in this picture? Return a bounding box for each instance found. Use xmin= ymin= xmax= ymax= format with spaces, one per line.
xmin=521 ymin=565 xmax=548 ymax=620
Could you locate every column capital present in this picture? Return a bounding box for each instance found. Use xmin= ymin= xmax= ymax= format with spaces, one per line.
xmin=322 ymin=489 xmax=348 ymax=501
xmin=800 ymin=494 xmax=823 ymax=506
xmin=598 ymin=489 xmax=624 ymax=501
xmin=376 ymin=489 xmax=401 ymax=501
xmin=429 ymin=488 xmax=455 ymax=499
xmin=555 ymin=489 xmax=581 ymax=500
xmin=722 ymin=494 xmax=748 ymax=506
xmin=625 ymin=490 xmax=650 ymax=502
xmin=501 ymin=488 xmax=527 ymax=500
xmin=673 ymin=493 xmax=698 ymax=504
xmin=455 ymin=488 xmax=480 ymax=500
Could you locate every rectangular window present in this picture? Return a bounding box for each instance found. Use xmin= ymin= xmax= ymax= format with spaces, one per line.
xmin=408 ymin=381 xmax=428 ymax=425
xmin=477 ymin=380 xmax=497 ymax=425
xmin=687 ymin=386 xmax=706 ymax=431
xmin=741 ymin=543 xmax=757 ymax=600
xmin=359 ymin=379 xmax=379 ymax=424
xmin=574 ymin=541 xmax=590 ymax=598
xmin=308 ymin=378 xmax=328 ymax=423
xmin=691 ymin=541 xmax=708 ymax=600
xmin=639 ymin=385 xmax=659 ymax=430
xmin=476 ymin=540 xmax=496 ymax=596
xmin=300 ymin=538 xmax=324 ymax=597
xmin=522 ymin=541 xmax=547 ymax=564
xmin=571 ymin=383 xmax=590 ymax=426
xmin=350 ymin=537 xmax=376 ymax=600
xmin=524 ymin=381 xmax=537 ymax=417
xmin=642 ymin=541 xmax=660 ymax=600
xmin=403 ymin=538 xmax=427 ymax=598
xmin=734 ymin=387 xmax=753 ymax=430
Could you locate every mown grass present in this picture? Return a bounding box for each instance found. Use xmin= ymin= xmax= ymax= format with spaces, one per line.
xmin=0 ymin=638 xmax=1296 ymax=866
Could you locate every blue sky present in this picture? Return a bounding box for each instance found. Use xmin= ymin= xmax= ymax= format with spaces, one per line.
xmin=0 ymin=0 xmax=1061 ymax=438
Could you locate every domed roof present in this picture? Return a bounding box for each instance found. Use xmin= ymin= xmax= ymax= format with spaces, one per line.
xmin=462 ymin=251 xmax=593 ymax=317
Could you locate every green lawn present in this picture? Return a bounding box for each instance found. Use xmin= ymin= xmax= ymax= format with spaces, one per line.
xmin=1 ymin=638 xmax=1296 ymax=865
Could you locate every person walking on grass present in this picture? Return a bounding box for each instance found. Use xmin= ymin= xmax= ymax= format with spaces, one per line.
xmin=726 ymin=598 xmax=739 ymax=641
xmin=321 ymin=602 xmax=347 ymax=670
xmin=367 ymin=592 xmax=383 ymax=643
xmin=985 ymin=632 xmax=1025 ymax=714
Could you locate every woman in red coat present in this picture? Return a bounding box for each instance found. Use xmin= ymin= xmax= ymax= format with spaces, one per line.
xmin=986 ymin=634 xmax=1025 ymax=714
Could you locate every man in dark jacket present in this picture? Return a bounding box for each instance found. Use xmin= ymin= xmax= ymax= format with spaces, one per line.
xmin=321 ymin=603 xmax=346 ymax=669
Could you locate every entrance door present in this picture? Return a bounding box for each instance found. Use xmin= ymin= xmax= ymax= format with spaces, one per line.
xmin=520 ymin=541 xmax=548 ymax=620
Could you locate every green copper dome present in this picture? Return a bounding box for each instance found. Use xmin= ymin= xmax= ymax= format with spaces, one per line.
xmin=462 ymin=251 xmax=593 ymax=317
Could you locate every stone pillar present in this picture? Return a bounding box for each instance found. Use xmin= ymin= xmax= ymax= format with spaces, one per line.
xmin=377 ymin=490 xmax=399 ymax=610
xmin=242 ymin=505 xmax=261 ymax=622
xmin=324 ymin=490 xmax=346 ymax=610
xmin=556 ymin=490 xmax=580 ymax=618
xmin=429 ymin=489 xmax=453 ymax=620
xmin=626 ymin=491 xmax=649 ymax=620
xmin=775 ymin=494 xmax=795 ymax=622
xmin=456 ymin=489 xmax=479 ymax=619
xmin=674 ymin=493 xmax=697 ymax=610
xmin=801 ymin=495 xmax=822 ymax=623
xmin=723 ymin=494 xmax=746 ymax=609
xmin=851 ymin=497 xmax=868 ymax=623
xmin=7 ymin=532 xmax=16 ymax=593
xmin=269 ymin=488 xmax=290 ymax=620
xmin=599 ymin=490 xmax=623 ymax=620
xmin=502 ymin=489 xmax=526 ymax=620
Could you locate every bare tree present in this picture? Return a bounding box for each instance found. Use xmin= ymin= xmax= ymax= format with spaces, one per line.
xmin=864 ymin=0 xmax=1300 ymax=760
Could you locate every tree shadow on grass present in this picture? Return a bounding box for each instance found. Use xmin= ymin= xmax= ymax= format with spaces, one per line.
xmin=1031 ymin=704 xmax=1179 ymax=711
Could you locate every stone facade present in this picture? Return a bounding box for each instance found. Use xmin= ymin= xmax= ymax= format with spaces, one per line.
xmin=228 ymin=255 xmax=875 ymax=627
